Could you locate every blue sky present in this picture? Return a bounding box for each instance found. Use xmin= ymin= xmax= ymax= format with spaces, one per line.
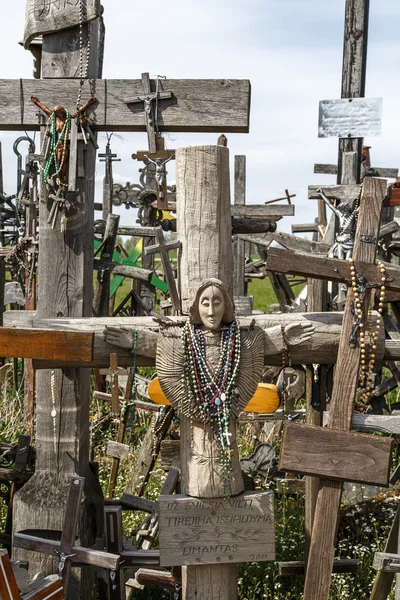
xmin=1 ymin=0 xmax=399 ymax=233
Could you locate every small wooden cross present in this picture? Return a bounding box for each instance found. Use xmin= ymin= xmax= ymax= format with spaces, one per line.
xmin=106 ymin=366 xmax=136 ymax=499
xmin=131 ymin=136 xmax=175 ymax=210
xmin=267 ymin=177 xmax=395 ymax=600
xmin=0 ymin=550 xmax=65 ymax=599
xmin=125 ymin=73 xmax=173 ymax=154
xmin=99 ymin=353 xmax=128 ymax=413
xmin=143 ymin=227 xmax=181 ymax=312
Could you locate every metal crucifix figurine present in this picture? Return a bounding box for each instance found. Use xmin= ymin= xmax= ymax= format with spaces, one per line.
xmin=317 ymin=187 xmax=360 ymax=261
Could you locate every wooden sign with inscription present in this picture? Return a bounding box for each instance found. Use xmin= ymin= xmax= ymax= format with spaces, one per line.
xmin=158 ymin=491 xmax=275 ymax=567
xmin=24 ymin=0 xmax=101 ymax=47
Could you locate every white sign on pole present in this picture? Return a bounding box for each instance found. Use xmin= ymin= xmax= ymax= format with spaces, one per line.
xmin=318 ymin=98 xmax=382 ymax=139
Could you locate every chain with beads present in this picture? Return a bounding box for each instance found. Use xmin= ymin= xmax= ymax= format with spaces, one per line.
xmin=348 ymin=258 xmax=388 ymax=411
xmin=181 ymin=320 xmax=241 ymax=500
xmin=43 ymin=110 xmax=71 ymax=195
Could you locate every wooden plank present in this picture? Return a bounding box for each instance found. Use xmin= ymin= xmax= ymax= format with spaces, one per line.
xmin=234 ymin=156 xmax=246 ymax=206
xmin=291 ymin=223 xmax=319 ymax=233
xmin=13 ymin=535 xmax=119 ymax=570
xmin=373 ymin=554 xmax=400 ymax=574
xmin=314 ymin=164 xmax=398 ymax=178
xmin=0 ymin=79 xmax=250 ymax=133
xmin=280 ymin=559 xmax=360 ymax=576
xmin=117 ymin=226 xmax=158 ymax=237
xmin=24 ymin=0 xmax=100 ymax=47
xmin=265 ymin=247 xmax=400 ymax=291
xmin=160 ymin=440 xmax=181 ymax=470
xmin=238 ymin=232 xmax=330 ymax=255
xmin=308 ymin=184 xmax=361 ymax=202
xmin=323 ymin=412 xmax=400 ymax=435
xmin=279 ymin=422 xmax=393 ymax=486
xmin=158 ymin=492 xmax=275 ymax=567
xmin=93 ymin=259 xmax=152 ymax=282
xmin=106 ymin=441 xmax=130 ymax=460
xmin=231 ymin=204 xmax=294 ymax=217
xmin=0 ymin=328 xmax=93 ymax=361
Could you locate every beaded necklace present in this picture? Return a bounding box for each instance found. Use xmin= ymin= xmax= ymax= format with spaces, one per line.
xmin=348 ymin=258 xmax=387 ymax=409
xmin=181 ymin=319 xmax=241 ymax=500
xmin=43 ymin=110 xmax=71 ymax=195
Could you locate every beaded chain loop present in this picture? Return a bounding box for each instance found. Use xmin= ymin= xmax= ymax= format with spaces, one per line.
xmin=43 ymin=110 xmax=71 ymax=195
xmin=181 ymin=319 xmax=241 ymax=501
xmin=348 ymin=258 xmax=387 ymax=407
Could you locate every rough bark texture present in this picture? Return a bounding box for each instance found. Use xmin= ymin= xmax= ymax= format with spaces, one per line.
xmin=175 ymin=145 xmax=238 ymax=599
xmin=176 ymin=145 xmax=233 ymax=313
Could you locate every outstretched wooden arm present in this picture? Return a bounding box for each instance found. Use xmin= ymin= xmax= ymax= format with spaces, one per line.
xmin=30 ymin=95 xmax=52 ymax=116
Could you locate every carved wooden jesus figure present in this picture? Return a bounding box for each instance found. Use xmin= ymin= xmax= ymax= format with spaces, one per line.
xmin=104 ymin=278 xmax=313 ymax=499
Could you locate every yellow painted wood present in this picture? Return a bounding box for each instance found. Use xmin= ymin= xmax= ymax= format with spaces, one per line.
xmin=148 ymin=379 xmax=280 ymax=413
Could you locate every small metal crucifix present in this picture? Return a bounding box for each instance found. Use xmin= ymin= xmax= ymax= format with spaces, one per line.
xmin=131 ymin=135 xmax=175 ymax=210
xmin=124 ymin=73 xmax=173 ymax=154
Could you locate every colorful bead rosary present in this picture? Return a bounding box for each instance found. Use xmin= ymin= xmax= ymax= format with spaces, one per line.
xmin=181 ymin=319 xmax=241 ymax=500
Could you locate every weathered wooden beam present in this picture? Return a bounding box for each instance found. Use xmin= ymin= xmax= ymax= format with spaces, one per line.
xmin=308 ymin=184 xmax=361 ymax=202
xmin=279 ymin=422 xmax=393 ymax=486
xmin=3 ymin=311 xmax=395 ymax=368
xmin=117 ymin=226 xmax=158 ymax=237
xmin=266 ymin=247 xmax=400 ymax=291
xmin=0 ymin=328 xmax=93 ymax=361
xmin=93 ymin=259 xmax=153 ymax=282
xmin=280 ymin=559 xmax=360 ymax=576
xmin=231 ymin=204 xmax=294 ymax=218
xmin=323 ymin=412 xmax=400 ymax=435
xmin=0 ymin=79 xmax=250 ymax=132
xmin=314 ymin=164 xmax=398 ymax=179
xmin=238 ymin=232 xmax=330 ymax=255
xmin=291 ymin=223 xmax=319 ymax=233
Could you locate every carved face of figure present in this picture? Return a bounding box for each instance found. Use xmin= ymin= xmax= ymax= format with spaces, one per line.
xmin=198 ymin=285 xmax=225 ymax=331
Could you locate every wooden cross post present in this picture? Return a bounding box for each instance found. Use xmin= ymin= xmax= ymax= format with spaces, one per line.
xmin=233 ymin=155 xmax=247 ymax=298
xmin=267 ymin=177 xmax=394 ymax=600
xmin=106 ymin=366 xmax=135 ymax=499
xmin=99 ymin=353 xmax=128 ymax=414
xmin=143 ymin=227 xmax=181 ymax=312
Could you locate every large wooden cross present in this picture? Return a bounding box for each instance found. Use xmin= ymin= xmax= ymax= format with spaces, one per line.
xmin=266 ymin=176 xmax=396 ymax=600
